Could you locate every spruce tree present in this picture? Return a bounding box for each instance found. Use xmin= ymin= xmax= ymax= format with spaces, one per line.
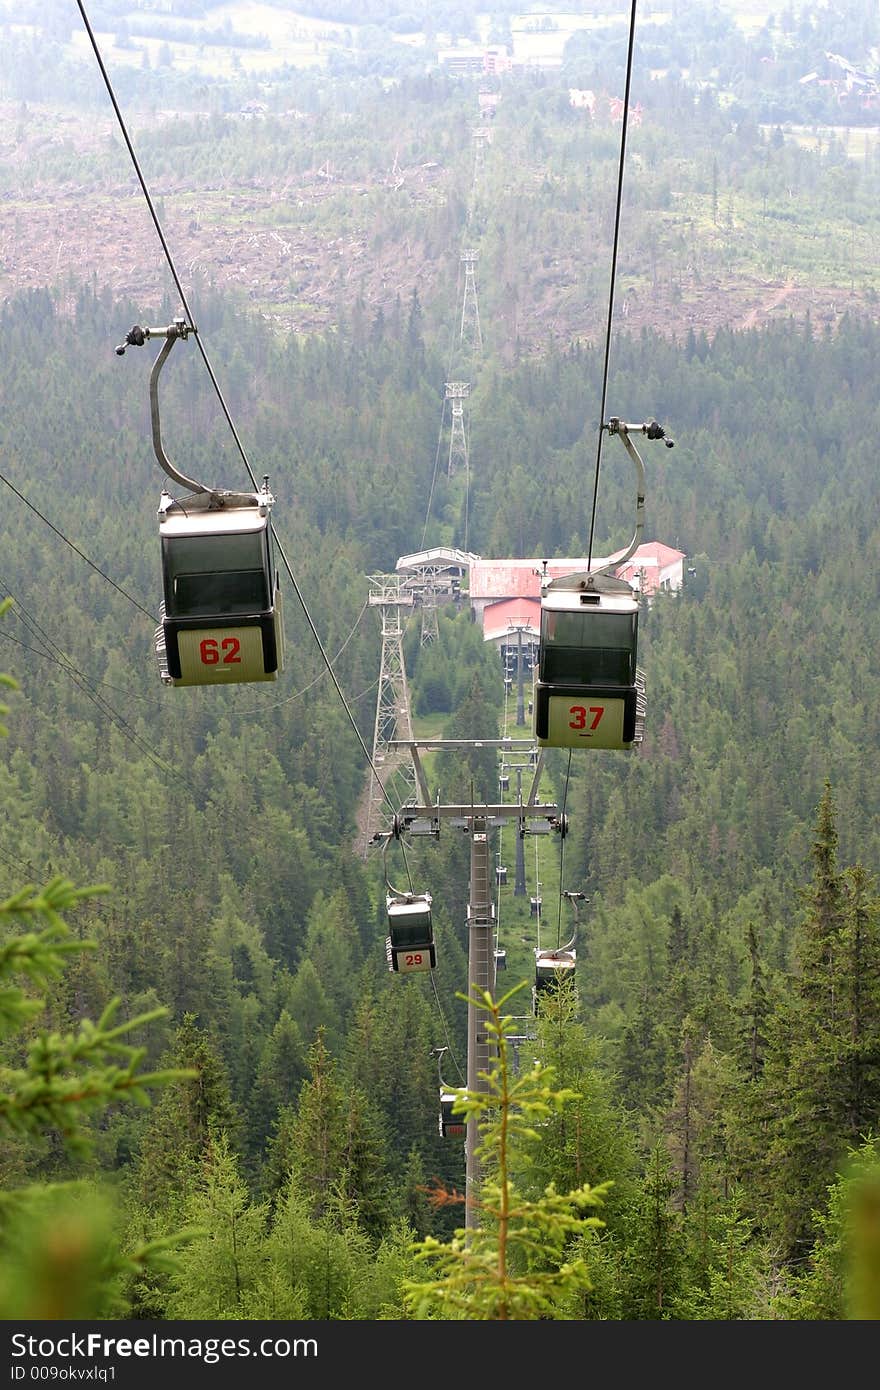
xmin=131 ymin=1012 xmax=240 ymax=1220
xmin=404 ymin=985 xmax=609 ymax=1320
xmin=617 ymin=1142 xmax=689 ymax=1319
xmin=282 ymin=1030 xmax=393 ymax=1239
xmin=747 ymin=784 xmax=880 ymax=1259
xmin=0 ymin=637 xmax=193 ymax=1316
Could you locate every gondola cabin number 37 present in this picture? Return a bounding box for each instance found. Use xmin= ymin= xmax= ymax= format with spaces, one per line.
xmin=533 ymin=416 xmax=672 ymax=751
xmin=535 ymin=578 xmax=641 ymax=749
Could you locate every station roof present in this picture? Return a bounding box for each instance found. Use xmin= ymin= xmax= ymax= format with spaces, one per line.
xmin=469 ymin=543 xmax=686 ymax=600
xmin=468 ymin=559 xmax=577 ymax=600
xmin=396 ymin=547 xmax=479 ymax=572
xmin=482 ymin=598 xmax=541 ymax=643
xmin=394 ymin=543 xmax=686 ymax=601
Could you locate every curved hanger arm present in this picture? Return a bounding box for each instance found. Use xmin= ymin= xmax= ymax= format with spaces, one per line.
xmin=557 ymin=889 xmax=589 ymax=953
xmin=602 ymin=419 xmax=647 ymax=571
xmin=543 ymin=418 xmax=673 ymax=593
xmin=381 ymin=833 xmax=410 ymax=901
xmin=149 ymin=329 xmax=211 ymax=494
xmin=601 ymin=417 xmax=674 ymax=571
xmin=117 ymin=318 xmax=212 ymax=495
xmin=431 ymin=1046 xmax=454 ymax=1091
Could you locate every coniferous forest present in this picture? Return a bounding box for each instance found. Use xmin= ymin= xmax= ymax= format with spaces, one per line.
xmin=1 ymin=0 xmax=880 ymax=1327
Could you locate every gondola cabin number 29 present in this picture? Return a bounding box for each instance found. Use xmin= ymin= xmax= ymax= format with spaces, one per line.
xmin=385 ymin=893 xmax=436 ymax=974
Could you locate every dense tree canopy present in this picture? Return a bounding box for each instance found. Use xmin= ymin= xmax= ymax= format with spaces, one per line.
xmin=2 ymin=16 xmax=880 ymax=1319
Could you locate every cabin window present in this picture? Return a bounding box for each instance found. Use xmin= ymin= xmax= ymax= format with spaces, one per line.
xmin=535 ymin=959 xmax=575 ymax=989
xmin=172 ymin=569 xmax=268 ymax=616
xmin=540 ymin=608 xmax=636 ymax=685
xmin=387 ymin=899 xmax=433 ymax=949
xmin=389 ymin=918 xmax=431 ymax=949
xmin=164 ymin=532 xmax=270 ymax=617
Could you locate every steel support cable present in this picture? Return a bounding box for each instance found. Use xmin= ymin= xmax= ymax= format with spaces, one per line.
xmin=76 ymin=0 xmax=197 ymax=365
xmin=383 ymin=837 xmax=459 ymax=1071
xmin=534 ymin=829 xmax=541 ymax=953
xmin=215 ymin=597 xmax=370 ymax=717
xmin=586 ymin=0 xmax=639 ymax=569
xmin=78 ymin=1 xmax=398 ymax=816
xmin=450 ymin=252 xmax=465 ymax=368
xmin=273 ymin=532 xmax=399 ymax=814
xmin=0 ymin=581 xmax=188 ymax=787
xmin=420 ymin=239 xmax=465 ymax=549
xmin=463 ymin=414 xmax=470 ymax=554
xmin=555 ymin=749 xmax=573 ymax=948
xmin=1 ymin=590 xmax=178 ymax=779
xmin=0 ymin=586 xmax=267 ymax=891
xmin=0 ymin=630 xmax=162 ymax=704
xmin=0 ymin=843 xmax=32 ymax=877
xmin=495 ymin=819 xmax=503 ymax=951
xmin=350 ymin=675 xmax=380 ymax=702
xmin=80 ymin=0 xmax=256 ymax=501
xmin=420 ymin=395 xmax=448 ymax=552
xmin=0 ymin=470 xmax=157 ymax=624
xmin=430 ymin=970 xmax=465 ymax=1084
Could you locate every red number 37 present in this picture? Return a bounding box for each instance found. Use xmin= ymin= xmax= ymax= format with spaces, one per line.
xmin=569 ymin=705 xmax=603 ymax=731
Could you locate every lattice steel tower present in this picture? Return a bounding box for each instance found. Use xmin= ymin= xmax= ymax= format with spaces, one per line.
xmin=445 ymin=382 xmax=470 ymax=479
xmin=419 ymin=599 xmax=439 ymax=646
xmin=460 ymin=249 xmax=483 ymax=356
xmin=471 ymin=124 xmax=491 ymax=183
xmin=362 ymin=574 xmax=417 ymax=853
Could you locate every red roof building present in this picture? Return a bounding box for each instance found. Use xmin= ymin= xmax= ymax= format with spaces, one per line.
xmin=472 ymin=542 xmax=686 ymax=648
xmin=392 ymin=542 xmax=686 ymax=653
xmin=613 ymin=541 xmax=687 ymax=597
xmin=481 ymin=597 xmax=542 ymax=644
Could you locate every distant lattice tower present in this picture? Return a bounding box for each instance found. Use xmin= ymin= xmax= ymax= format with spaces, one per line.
xmin=362 ymin=574 xmax=417 ymax=854
xmin=419 ymin=598 xmax=439 ymax=646
xmin=460 ymin=249 xmax=483 ymax=355
xmin=445 ymin=382 xmax=470 ymax=479
xmin=471 ymin=124 xmax=492 ymax=182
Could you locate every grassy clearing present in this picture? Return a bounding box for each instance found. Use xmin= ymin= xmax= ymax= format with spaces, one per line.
xmin=67 ymin=6 xmax=344 ymax=78
xmin=776 ymin=124 xmax=880 ymax=158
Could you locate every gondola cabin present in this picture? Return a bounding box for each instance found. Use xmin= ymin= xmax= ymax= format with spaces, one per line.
xmin=533 ymin=945 xmax=576 ymax=1012
xmin=534 ymin=572 xmax=644 ymax=750
xmin=439 ymin=1090 xmax=466 ymax=1139
xmin=385 ymin=892 xmax=436 ymax=974
xmin=156 ymin=487 xmax=283 ymax=687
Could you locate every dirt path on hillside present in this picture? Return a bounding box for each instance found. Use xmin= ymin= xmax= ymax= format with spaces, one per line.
xmin=739 ymin=280 xmax=795 ymax=331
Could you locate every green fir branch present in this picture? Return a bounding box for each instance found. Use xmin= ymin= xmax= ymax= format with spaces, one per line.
xmin=405 ymin=985 xmax=609 ymax=1320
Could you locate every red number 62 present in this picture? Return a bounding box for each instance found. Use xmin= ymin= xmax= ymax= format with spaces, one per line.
xmin=199 ymin=637 xmax=242 ymax=666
